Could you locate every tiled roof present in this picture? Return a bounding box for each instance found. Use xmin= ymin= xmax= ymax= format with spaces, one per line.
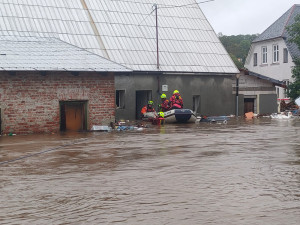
xmin=0 ymin=0 xmax=238 ymax=74
xmin=253 ymin=4 xmax=300 ymax=58
xmin=0 ymin=36 xmax=131 ymax=72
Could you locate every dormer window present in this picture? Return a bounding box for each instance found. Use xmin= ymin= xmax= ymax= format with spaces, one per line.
xmin=273 ymin=44 xmax=279 ymax=63
xmin=262 ymin=46 xmax=268 ymax=64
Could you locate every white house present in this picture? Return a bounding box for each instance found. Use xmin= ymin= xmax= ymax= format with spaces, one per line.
xmin=245 ymin=4 xmax=300 ymax=103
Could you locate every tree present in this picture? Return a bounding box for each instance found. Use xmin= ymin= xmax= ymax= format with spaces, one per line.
xmin=287 ymin=14 xmax=300 ymax=100
xmin=229 ymin=53 xmax=243 ymax=69
xmin=219 ymin=34 xmax=258 ymax=69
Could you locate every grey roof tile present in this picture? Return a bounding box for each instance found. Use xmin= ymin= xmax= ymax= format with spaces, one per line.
xmin=0 ymin=0 xmax=238 ymax=73
xmin=0 ymin=36 xmax=131 ymax=72
xmin=254 ymin=4 xmax=300 ymax=59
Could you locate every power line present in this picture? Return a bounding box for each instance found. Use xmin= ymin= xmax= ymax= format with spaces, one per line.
xmin=137 ymin=0 xmax=215 ymax=25
xmin=159 ymin=0 xmax=215 ymax=9
xmin=138 ymin=6 xmax=156 ymax=26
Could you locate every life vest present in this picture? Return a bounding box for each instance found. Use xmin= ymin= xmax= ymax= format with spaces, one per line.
xmin=160 ymin=99 xmax=170 ymax=112
xmin=170 ymin=94 xmax=183 ymax=109
xmin=141 ymin=105 xmax=155 ymax=114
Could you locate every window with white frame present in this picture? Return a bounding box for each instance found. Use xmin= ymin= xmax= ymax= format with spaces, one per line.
xmin=283 ymin=48 xmax=288 ymax=63
xmin=253 ymin=53 xmax=257 ymax=66
xmin=262 ymin=46 xmax=267 ymax=64
xmin=273 ymin=44 xmax=279 ymax=63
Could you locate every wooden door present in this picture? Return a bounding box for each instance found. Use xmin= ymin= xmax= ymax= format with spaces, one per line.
xmin=60 ymin=101 xmax=86 ymax=131
xmin=244 ymin=99 xmax=254 ymax=113
xmin=65 ymin=104 xmax=84 ymax=131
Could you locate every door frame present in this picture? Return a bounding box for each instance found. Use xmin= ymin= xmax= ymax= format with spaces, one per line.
xmin=135 ymin=90 xmax=152 ymax=119
xmin=244 ymin=97 xmax=256 ymax=114
xmin=59 ymin=100 xmax=88 ymax=131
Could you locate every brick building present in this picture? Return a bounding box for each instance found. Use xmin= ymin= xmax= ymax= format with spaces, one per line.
xmin=0 ymin=36 xmax=130 ymax=134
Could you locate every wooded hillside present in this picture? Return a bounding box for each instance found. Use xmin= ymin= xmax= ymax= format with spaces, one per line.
xmin=218 ymin=34 xmax=258 ymax=69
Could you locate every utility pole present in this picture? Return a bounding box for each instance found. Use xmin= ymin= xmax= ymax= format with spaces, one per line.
xmin=153 ymin=4 xmax=159 ymax=69
xmin=236 ymin=73 xmax=241 ymax=117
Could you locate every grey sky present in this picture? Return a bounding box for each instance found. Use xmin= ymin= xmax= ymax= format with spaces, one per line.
xmin=199 ymin=0 xmax=299 ymax=35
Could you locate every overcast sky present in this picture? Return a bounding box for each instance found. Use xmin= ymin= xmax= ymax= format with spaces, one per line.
xmin=199 ymin=0 xmax=299 ymax=35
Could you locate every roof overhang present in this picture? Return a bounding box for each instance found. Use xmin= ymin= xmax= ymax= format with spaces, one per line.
xmin=131 ymin=70 xmax=238 ymax=76
xmin=247 ymin=70 xmax=286 ymax=88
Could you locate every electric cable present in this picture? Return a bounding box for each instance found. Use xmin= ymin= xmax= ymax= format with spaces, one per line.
xmin=159 ymin=0 xmax=215 ymax=9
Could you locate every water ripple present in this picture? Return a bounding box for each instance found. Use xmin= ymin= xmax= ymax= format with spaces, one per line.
xmin=1 ymin=118 xmax=300 ymax=224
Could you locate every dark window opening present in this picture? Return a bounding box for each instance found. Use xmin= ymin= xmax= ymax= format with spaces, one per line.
xmin=116 ymin=90 xmax=125 ymax=109
xmin=253 ymin=53 xmax=257 ymax=66
xmin=283 ymin=48 xmax=288 ymax=63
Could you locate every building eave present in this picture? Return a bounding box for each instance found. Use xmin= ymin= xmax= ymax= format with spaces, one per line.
xmin=247 ymin=70 xmax=286 ymax=88
xmin=131 ymin=70 xmax=238 ymax=76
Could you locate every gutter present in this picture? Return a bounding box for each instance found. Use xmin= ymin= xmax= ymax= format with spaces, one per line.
xmin=131 ymin=70 xmax=238 ymax=76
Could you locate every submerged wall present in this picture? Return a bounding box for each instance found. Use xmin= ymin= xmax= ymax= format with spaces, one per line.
xmin=115 ymin=73 xmax=236 ymax=121
xmin=259 ymin=94 xmax=278 ymax=114
xmin=0 ymin=71 xmax=115 ymax=134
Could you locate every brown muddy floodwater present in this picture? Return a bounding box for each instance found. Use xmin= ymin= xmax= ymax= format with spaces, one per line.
xmin=1 ymin=118 xmax=300 ymax=225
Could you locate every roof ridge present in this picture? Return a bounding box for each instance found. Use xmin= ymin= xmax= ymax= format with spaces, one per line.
xmin=281 ymin=4 xmax=296 ymax=36
xmin=253 ymin=5 xmax=296 ymax=43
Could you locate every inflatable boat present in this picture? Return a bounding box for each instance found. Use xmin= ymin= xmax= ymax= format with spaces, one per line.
xmin=164 ymin=109 xmax=196 ymax=123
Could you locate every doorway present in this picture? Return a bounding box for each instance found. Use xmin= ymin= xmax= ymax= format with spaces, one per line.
xmin=244 ymin=98 xmax=255 ymax=113
xmin=60 ymin=101 xmax=87 ymax=131
xmin=193 ymin=95 xmax=201 ymax=115
xmin=136 ymin=90 xmax=152 ymax=119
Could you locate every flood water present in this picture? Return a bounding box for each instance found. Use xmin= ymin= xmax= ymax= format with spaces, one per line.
xmin=1 ymin=118 xmax=300 ymax=225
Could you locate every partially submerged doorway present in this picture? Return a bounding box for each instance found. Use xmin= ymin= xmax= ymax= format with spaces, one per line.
xmin=244 ymin=98 xmax=255 ymax=113
xmin=136 ymin=90 xmax=152 ymax=119
xmin=193 ymin=95 xmax=201 ymax=115
xmin=60 ymin=101 xmax=87 ymax=131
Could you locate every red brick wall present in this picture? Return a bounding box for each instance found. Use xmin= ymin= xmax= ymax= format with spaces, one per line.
xmin=0 ymin=71 xmax=115 ymax=134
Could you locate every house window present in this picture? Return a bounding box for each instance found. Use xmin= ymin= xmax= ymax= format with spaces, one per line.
xmin=283 ymin=48 xmax=288 ymax=63
xmin=116 ymin=90 xmax=125 ymax=109
xmin=253 ymin=53 xmax=257 ymax=66
xmin=273 ymin=44 xmax=279 ymax=63
xmin=262 ymin=46 xmax=267 ymax=64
